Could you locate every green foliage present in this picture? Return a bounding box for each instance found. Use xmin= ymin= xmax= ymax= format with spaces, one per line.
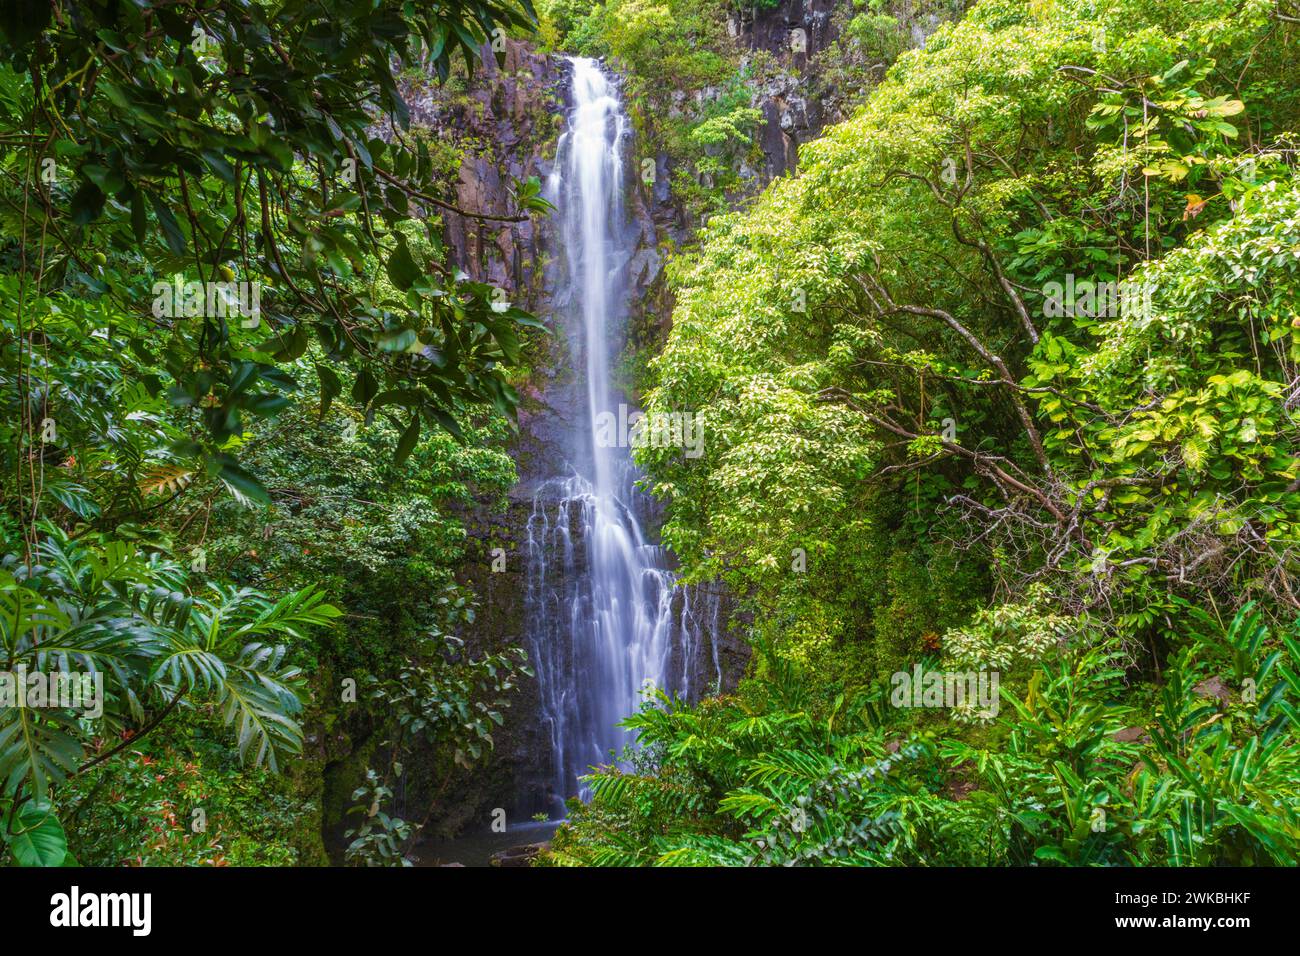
xmin=362 ymin=587 xmax=532 ymax=771
xmin=843 ymin=12 xmax=907 ymax=61
xmin=344 ymin=768 xmax=414 ymax=867
xmin=199 ymin=385 xmax=515 ymax=660
xmin=538 ymin=0 xmax=602 ymax=45
xmin=550 ymin=615 xmax=1300 ymax=866
xmin=689 ymin=106 xmax=765 ymax=152
xmin=0 ymin=528 xmax=337 ymax=864
xmin=0 ymin=0 xmax=570 ymax=871
xmin=340 ymin=585 xmax=532 ymax=865
xmin=942 ymin=584 xmax=1072 ymax=672
xmin=571 ymin=0 xmax=733 ymax=89
xmin=642 ymin=0 xmax=1300 ymax=679
xmin=60 ymin=711 xmax=313 ymax=866
xmin=4 ymin=800 xmax=73 ymax=866
xmin=0 ymin=0 xmax=546 ymax=508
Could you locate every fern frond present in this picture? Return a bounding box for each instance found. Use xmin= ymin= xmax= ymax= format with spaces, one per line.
xmin=138 ymin=464 xmax=196 ymax=497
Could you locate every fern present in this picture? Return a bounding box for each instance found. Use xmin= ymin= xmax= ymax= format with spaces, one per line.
xmin=0 ymin=528 xmax=338 ymax=811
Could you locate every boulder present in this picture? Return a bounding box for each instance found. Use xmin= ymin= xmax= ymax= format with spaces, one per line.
xmin=1193 ymin=676 xmax=1233 ymax=703
xmin=489 ymin=841 xmax=550 ymax=867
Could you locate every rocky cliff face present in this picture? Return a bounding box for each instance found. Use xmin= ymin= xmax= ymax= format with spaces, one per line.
xmin=735 ymin=0 xmax=956 ymax=187
xmin=402 ymin=40 xmax=566 ymax=302
xmin=738 ymin=0 xmax=841 ymax=180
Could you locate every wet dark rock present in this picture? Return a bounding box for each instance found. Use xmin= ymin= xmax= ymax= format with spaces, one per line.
xmin=1193 ymin=676 xmax=1233 ymax=703
xmin=396 ymin=40 xmax=566 ymax=301
xmin=490 ymin=841 xmax=550 ymax=867
xmin=947 ymin=778 xmax=978 ymax=801
xmin=1112 ymin=726 xmax=1150 ymax=744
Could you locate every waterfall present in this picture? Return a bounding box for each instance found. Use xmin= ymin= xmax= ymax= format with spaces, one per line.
xmin=522 ymin=57 xmax=718 ymax=817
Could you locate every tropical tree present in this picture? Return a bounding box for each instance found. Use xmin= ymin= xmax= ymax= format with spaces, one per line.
xmin=0 ymin=0 xmax=547 ymax=526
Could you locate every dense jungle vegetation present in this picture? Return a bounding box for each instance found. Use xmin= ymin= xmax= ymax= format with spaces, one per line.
xmin=2 ymin=0 xmax=1299 ymax=869
xmin=548 ymin=0 xmax=1300 ymax=867
xmin=0 ymin=0 xmax=540 ymax=866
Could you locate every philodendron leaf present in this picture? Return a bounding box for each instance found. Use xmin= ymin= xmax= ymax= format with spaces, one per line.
xmin=4 ymin=801 xmax=72 ymax=867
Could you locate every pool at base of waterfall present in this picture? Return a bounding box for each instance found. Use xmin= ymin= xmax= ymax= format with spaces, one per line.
xmin=413 ymin=820 xmax=563 ymax=868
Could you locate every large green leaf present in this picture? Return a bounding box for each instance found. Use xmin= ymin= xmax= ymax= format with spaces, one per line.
xmin=3 ymin=801 xmax=72 ymax=867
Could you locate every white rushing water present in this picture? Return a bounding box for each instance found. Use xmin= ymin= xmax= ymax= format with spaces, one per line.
xmin=524 ymin=58 xmax=719 ymax=816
